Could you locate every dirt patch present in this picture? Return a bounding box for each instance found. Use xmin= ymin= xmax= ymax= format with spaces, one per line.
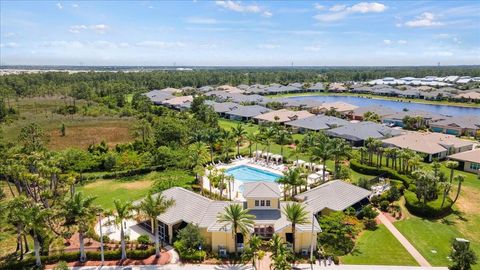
xmin=455 ymin=185 xmax=480 ymax=215
xmin=85 ymin=179 xmax=151 ymax=190
xmin=49 ymin=123 xmax=133 ymax=150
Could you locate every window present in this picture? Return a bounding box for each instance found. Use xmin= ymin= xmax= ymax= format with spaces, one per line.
xmin=260 ymin=200 xmax=265 ymax=207
xmin=255 ymin=200 xmax=259 ymax=207
xmin=470 ymin=162 xmax=480 ymax=171
xmin=266 ymin=200 xmax=271 ymax=207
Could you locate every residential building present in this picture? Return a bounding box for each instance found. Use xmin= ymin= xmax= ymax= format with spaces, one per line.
xmin=137 ymin=183 xmax=320 ymax=254
xmin=382 ymin=132 xmax=474 ymax=162
xmin=295 ymin=180 xmax=371 ymax=215
xmin=454 ymin=90 xmax=480 ymax=101
xmin=349 ymin=105 xmax=395 ymax=121
xmin=311 ymin=102 xmax=359 ymax=115
xmin=207 ymin=101 xmax=240 ymax=116
xmin=382 ymin=110 xmax=447 ymax=127
xmin=325 ymin=121 xmax=402 ymax=146
xmin=162 ymin=95 xmax=194 ymax=110
xmin=430 ymin=116 xmax=480 ymax=137
xmin=448 ymin=148 xmax=480 ymax=174
xmin=254 ymin=109 xmax=313 ymax=124
xmin=143 ymin=90 xmax=174 ymax=105
xmin=286 ymin=115 xmax=350 ymax=133
xmin=225 ymin=105 xmax=271 ymax=121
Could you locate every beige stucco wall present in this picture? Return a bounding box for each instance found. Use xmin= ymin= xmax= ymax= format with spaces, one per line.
xmin=246 ymin=198 xmax=279 ymax=209
xmin=276 ymin=226 xmax=317 ymax=253
xmin=463 ymin=161 xmax=480 ymax=174
xmin=211 ymin=231 xmax=235 ymax=252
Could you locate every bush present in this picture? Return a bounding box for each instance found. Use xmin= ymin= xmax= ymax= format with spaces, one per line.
xmin=137 ymin=234 xmax=150 ymax=245
xmin=53 ymin=261 xmax=69 ymax=270
xmin=357 ymin=205 xmax=378 ymax=219
xmin=363 ymin=218 xmax=377 ymax=230
xmin=101 ymin=235 xmax=110 ymax=243
xmin=174 ymin=241 xmax=206 ymax=262
xmin=379 ymin=200 xmax=390 ymax=212
xmin=404 ymin=190 xmax=452 ymax=218
xmin=350 ymin=159 xmax=412 ymax=188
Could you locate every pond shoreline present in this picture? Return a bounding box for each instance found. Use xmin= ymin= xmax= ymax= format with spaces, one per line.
xmin=267 ymin=92 xmax=480 ymax=109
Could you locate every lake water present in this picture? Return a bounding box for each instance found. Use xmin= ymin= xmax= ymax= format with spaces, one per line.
xmin=286 ymin=95 xmax=480 ymax=116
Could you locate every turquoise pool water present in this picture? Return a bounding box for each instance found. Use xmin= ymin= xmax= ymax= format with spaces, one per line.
xmin=226 ymin=165 xmax=282 ymax=182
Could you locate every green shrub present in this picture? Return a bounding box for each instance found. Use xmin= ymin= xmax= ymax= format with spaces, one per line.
xmin=357 ymin=205 xmax=378 ymax=219
xmin=362 ymin=218 xmax=377 ymax=230
xmin=379 ymin=200 xmax=390 ymax=212
xmin=53 ymin=261 xmax=69 ymax=270
xmin=404 ymin=190 xmax=452 ymax=218
xmin=137 ymin=234 xmax=150 ymax=245
xmin=350 ymin=159 xmax=412 ymax=187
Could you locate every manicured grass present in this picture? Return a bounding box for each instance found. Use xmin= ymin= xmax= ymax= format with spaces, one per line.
xmin=267 ymin=92 xmax=480 ymax=108
xmin=77 ymin=170 xmax=194 ymax=210
xmin=341 ymin=224 xmax=418 ymax=266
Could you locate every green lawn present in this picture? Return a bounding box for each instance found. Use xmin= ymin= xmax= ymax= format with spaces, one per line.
xmin=77 ymin=170 xmax=194 ymax=210
xmin=341 ymin=224 xmax=418 ymax=266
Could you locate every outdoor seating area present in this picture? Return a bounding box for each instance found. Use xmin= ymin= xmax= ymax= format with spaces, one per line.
xmin=369 ymin=178 xmax=391 ymax=198
xmin=292 ymin=159 xmax=330 ymax=182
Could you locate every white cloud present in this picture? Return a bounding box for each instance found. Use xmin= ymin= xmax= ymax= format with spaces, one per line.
xmin=398 ymin=40 xmax=407 ymax=44
xmin=383 ymin=39 xmax=392 ymax=45
xmin=185 ymin=17 xmax=218 ymax=24
xmin=41 ymin=41 xmax=84 ymax=49
xmin=329 ymin=4 xmax=346 ymax=12
xmin=314 ymin=3 xmax=325 ymax=11
xmin=395 ymin=23 xmax=402 ymax=28
xmin=1 ymin=42 xmax=19 ymax=48
xmin=135 ymin=41 xmax=186 ymax=48
xmin=89 ymin=24 xmax=110 ymax=34
xmin=119 ymin=42 xmax=130 ymax=48
xmin=404 ymin=12 xmax=443 ymax=27
xmin=304 ymin=45 xmax=322 ymax=52
xmin=4 ymin=32 xmax=15 ymax=38
xmin=314 ymin=2 xmax=387 ymax=22
xmin=262 ymin=11 xmax=273 ymax=17
xmin=258 ymin=44 xmax=280 ymax=49
xmin=56 ymin=3 xmax=63 ymax=9
xmin=69 ymin=25 xmax=87 ymax=34
xmin=215 ymin=1 xmax=272 ymax=17
xmin=92 ymin=41 xmax=117 ymax=49
xmin=72 ymin=3 xmax=79 ymax=8
xmin=425 ymin=51 xmax=453 ymax=57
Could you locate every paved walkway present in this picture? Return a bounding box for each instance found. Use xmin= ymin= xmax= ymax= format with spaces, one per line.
xmin=377 ymin=212 xmax=431 ymax=267
xmin=65 ymin=264 xmax=447 ymax=270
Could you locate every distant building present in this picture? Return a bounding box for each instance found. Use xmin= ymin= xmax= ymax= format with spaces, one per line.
xmin=382 ymin=110 xmax=447 ymax=128
xmin=225 ymin=105 xmax=271 ymax=121
xmin=254 ymin=109 xmax=313 ymax=124
xmin=430 ymin=116 xmax=480 ymax=136
xmin=312 ymin=102 xmax=359 ymax=115
xmin=350 ymin=105 xmax=396 ymax=121
xmin=382 ymin=132 xmax=474 ymax=162
xmin=325 ymin=121 xmax=402 ymax=146
xmin=286 ymin=115 xmax=350 ymax=133
xmin=448 ymin=148 xmax=480 ymax=174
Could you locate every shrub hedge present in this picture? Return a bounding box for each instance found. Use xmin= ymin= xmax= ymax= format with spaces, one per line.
xmin=349 ymin=159 xmax=412 ymax=188
xmin=0 ymin=248 xmax=155 ymax=270
xmin=404 ymin=190 xmax=453 ymax=218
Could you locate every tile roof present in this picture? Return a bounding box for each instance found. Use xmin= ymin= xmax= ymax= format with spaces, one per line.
xmin=243 ymin=182 xmax=281 ymax=198
xmin=254 ymin=109 xmax=313 ymax=123
xmin=295 ymin=180 xmax=371 ymax=213
xmin=448 ymin=148 xmax=480 ymax=164
xmin=162 ymin=95 xmax=194 ymax=106
xmin=383 ymin=110 xmax=448 ymax=121
xmin=382 ymin=132 xmax=474 ymax=155
xmin=314 ymin=102 xmax=358 ymax=112
xmin=286 ymin=115 xmax=350 ymax=131
xmin=352 ymin=105 xmax=396 ymax=118
xmin=326 ymin=121 xmax=402 ymax=142
xmin=226 ymin=105 xmax=271 ymax=118
xmin=430 ymin=116 xmax=480 ymax=130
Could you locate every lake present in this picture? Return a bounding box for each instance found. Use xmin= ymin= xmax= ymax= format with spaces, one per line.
xmin=286 ymin=95 xmax=480 ymax=116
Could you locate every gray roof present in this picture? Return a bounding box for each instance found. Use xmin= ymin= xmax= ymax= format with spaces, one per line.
xmin=352 ymin=105 xmax=396 ymax=118
xmin=326 ymin=121 xmax=402 ymax=142
xmin=226 ymin=105 xmax=271 ymax=118
xmin=243 ymin=182 xmax=281 ymax=198
xmin=286 ymin=115 xmax=350 ymax=131
xmin=431 ymin=116 xmax=480 ymax=130
xmin=152 ymin=187 xmax=232 ymax=228
xmin=295 ymin=180 xmax=371 ymax=213
xmin=272 ymin=98 xmax=323 ymax=109
xmin=307 ymin=82 xmax=324 ymax=90
xmin=384 ymin=110 xmax=448 ymax=121
xmin=209 ymin=102 xmax=240 ymax=113
xmin=143 ymin=90 xmax=174 ymax=103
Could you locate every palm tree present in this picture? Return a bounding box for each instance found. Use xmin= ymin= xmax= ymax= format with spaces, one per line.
xmin=269 ymin=233 xmax=284 ymax=257
xmin=204 ymin=129 xmax=219 ymax=163
xmin=289 ymin=145 xmax=303 ymax=166
xmin=245 ymin=132 xmax=256 ymax=157
xmin=217 ymin=204 xmax=255 ymax=256
xmin=310 ymin=134 xmax=333 ymax=182
xmin=137 ymin=193 xmax=175 ymax=258
xmin=282 ymin=202 xmax=310 ymax=254
xmin=446 ymin=161 xmax=459 ymax=184
xmin=6 ymin=196 xmax=30 ymax=260
xmin=187 ymin=142 xmax=209 ymax=189
xmin=260 ymin=126 xmax=276 ymax=164
xmin=63 ymin=192 xmax=98 ymax=262
xmin=275 ymin=127 xmax=292 ymax=158
xmin=331 ymin=138 xmax=352 ymax=178
xmin=24 ymin=202 xmax=50 ymax=267
xmin=111 ymin=199 xmax=135 ymax=260
xmin=277 ymin=168 xmax=303 ymax=198
xmin=452 ymin=174 xmax=465 ymax=205
xmin=270 ymin=239 xmax=292 ymax=270
xmin=232 ymin=124 xmax=247 ymax=156
xmin=242 ymin=235 xmax=262 ymax=270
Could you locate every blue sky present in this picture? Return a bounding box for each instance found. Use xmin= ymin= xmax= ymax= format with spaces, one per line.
xmin=1 ymin=1 xmax=479 ymax=66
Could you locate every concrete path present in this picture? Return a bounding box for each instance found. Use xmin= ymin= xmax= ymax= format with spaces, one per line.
xmin=377 ymin=212 xmax=431 ymax=267
xmin=67 ymin=263 xmax=447 ymax=270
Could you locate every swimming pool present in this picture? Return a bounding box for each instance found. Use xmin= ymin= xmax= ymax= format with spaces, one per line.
xmin=226 ymin=165 xmax=282 ymax=182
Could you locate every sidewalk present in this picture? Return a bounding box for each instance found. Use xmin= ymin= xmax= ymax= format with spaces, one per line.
xmin=376 ymin=212 xmax=431 ymax=267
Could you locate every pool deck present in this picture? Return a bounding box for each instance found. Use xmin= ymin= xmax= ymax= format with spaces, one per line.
xmin=203 ymin=158 xmax=286 ymax=201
